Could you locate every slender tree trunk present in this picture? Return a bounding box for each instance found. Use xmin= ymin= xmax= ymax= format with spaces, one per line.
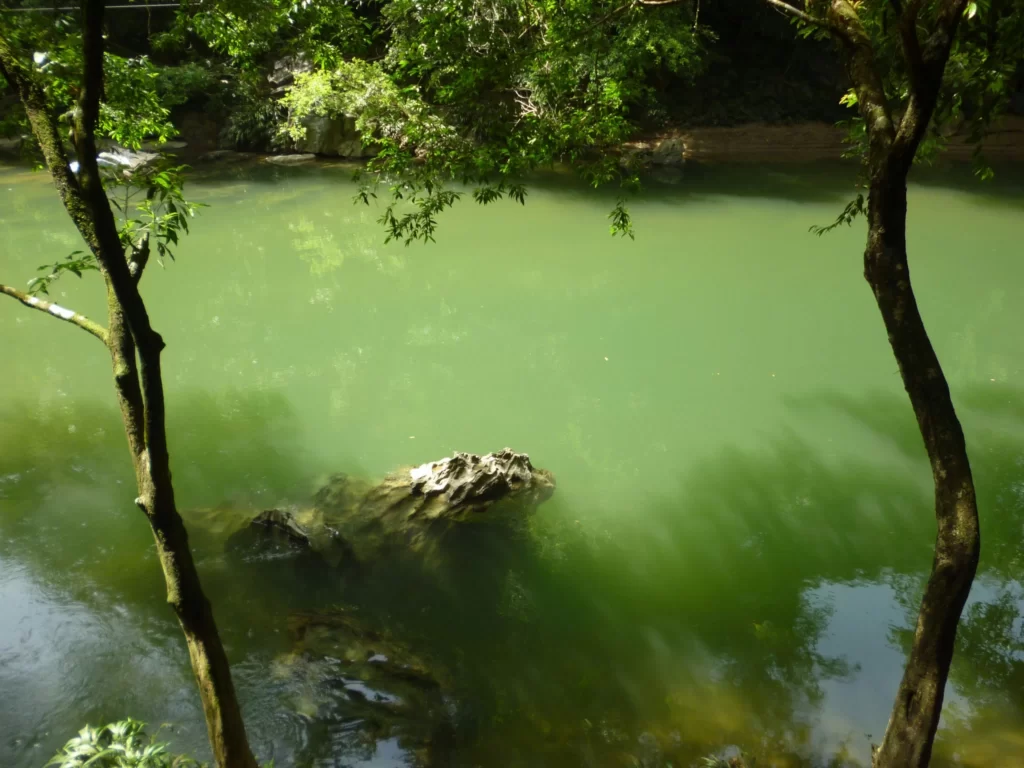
xmin=0 ymin=5 xmax=260 ymax=764
xmin=104 ymin=299 xmax=259 ymax=768
xmin=866 ymin=168 xmax=981 ymax=768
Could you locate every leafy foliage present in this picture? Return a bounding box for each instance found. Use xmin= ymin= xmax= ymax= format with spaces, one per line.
xmin=109 ymin=161 xmax=206 ymax=265
xmin=26 ymin=250 xmax=99 ymax=296
xmin=45 ymin=719 xmax=200 ymax=768
xmin=155 ymin=61 xmax=222 ymax=110
xmin=221 ymin=71 xmax=287 ymax=151
xmin=797 ymin=0 xmax=1024 ymax=236
xmin=277 ymin=0 xmax=706 ymax=241
xmin=165 ymin=0 xmax=373 ymax=68
xmin=26 ymin=161 xmax=204 ymax=295
xmin=817 ymin=0 xmax=1024 ymax=179
xmin=32 ymin=44 xmax=176 ymax=149
xmin=809 ymin=193 xmax=865 ymax=237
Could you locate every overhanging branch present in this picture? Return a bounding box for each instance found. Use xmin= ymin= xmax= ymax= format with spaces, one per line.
xmin=0 ymin=283 xmax=109 ymax=343
xmin=764 ymin=0 xmax=853 ymax=42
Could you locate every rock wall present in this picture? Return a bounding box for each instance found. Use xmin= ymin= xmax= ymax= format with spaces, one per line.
xmin=295 ymin=115 xmax=376 ymax=158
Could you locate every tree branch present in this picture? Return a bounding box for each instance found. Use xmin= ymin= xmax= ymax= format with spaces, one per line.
xmin=899 ymin=0 xmax=926 ymax=93
xmin=0 ymin=283 xmax=109 ymax=343
xmin=129 ymin=233 xmax=151 ymax=285
xmin=764 ymin=0 xmax=853 ymax=42
xmin=891 ymin=0 xmax=970 ymax=169
xmin=827 ymin=0 xmax=896 ymax=153
xmin=0 ymin=34 xmax=91 ymax=234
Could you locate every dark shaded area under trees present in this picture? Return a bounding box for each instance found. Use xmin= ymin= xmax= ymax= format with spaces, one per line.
xmin=2 ymin=0 xmax=1019 ymax=152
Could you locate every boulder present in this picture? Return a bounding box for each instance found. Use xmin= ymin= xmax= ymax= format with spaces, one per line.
xmin=96 ymin=147 xmax=161 ymax=176
xmin=314 ymin=449 xmax=555 ymax=557
xmin=265 ymin=153 xmax=317 ymax=165
xmin=268 ymin=54 xmax=313 ymax=92
xmin=231 ymin=450 xmax=554 ymax=563
xmin=295 ymin=114 xmax=374 ymax=158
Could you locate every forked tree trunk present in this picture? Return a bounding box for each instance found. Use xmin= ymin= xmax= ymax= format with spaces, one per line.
xmin=866 ymin=170 xmax=981 ymax=767
xmin=0 ymin=4 xmax=259 ymax=766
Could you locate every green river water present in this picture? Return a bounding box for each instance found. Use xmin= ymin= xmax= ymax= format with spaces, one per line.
xmin=1 ymin=159 xmax=1024 ymax=768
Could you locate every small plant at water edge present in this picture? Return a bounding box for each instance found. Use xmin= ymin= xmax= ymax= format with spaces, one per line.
xmin=46 ymin=719 xmax=201 ymax=768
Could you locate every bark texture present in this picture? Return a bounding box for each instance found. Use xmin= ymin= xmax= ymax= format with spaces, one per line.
xmin=0 ymin=4 xmax=258 ymax=766
xmin=823 ymin=1 xmax=980 ymax=765
xmin=756 ymin=0 xmax=981 ymax=763
xmin=865 ymin=170 xmax=979 ymax=768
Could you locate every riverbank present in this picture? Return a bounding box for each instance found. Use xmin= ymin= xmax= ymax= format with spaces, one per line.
xmin=629 ymin=116 xmax=1024 ymax=164
xmin=3 ymin=117 xmax=1024 ymax=168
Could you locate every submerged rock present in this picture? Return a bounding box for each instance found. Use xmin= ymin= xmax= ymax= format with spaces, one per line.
xmin=233 ymin=508 xmax=312 ymax=547
xmin=225 ymin=507 xmax=353 ymax=566
xmin=198 ymin=149 xmax=252 ymax=163
xmin=140 ymin=140 xmax=188 ymax=152
xmin=279 ymin=607 xmax=455 ymax=766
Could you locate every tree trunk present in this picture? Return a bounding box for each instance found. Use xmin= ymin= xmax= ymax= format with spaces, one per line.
xmin=104 ymin=308 xmax=259 ymax=768
xmin=146 ymin=475 xmax=258 ymax=768
xmin=867 ymin=169 xmax=981 ymax=768
xmin=0 ymin=5 xmax=260 ymax=764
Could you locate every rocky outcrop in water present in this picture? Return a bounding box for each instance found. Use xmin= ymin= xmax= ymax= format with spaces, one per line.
xmin=211 ymin=450 xmax=553 ymax=764
xmin=331 ymin=448 xmax=554 ymax=524
xmin=315 ymin=448 xmax=555 ymax=560
xmin=225 ymin=449 xmax=554 ymax=565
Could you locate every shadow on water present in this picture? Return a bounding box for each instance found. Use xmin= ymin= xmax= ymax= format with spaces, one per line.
xmin=179 ymin=156 xmax=1024 ymax=210
xmin=3 ymin=384 xmax=1024 ymax=766
xmin=374 ymin=384 xmax=1024 ymax=767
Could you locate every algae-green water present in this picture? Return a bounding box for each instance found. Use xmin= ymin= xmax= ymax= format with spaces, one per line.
xmin=2 ymin=160 xmax=1024 ymax=767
